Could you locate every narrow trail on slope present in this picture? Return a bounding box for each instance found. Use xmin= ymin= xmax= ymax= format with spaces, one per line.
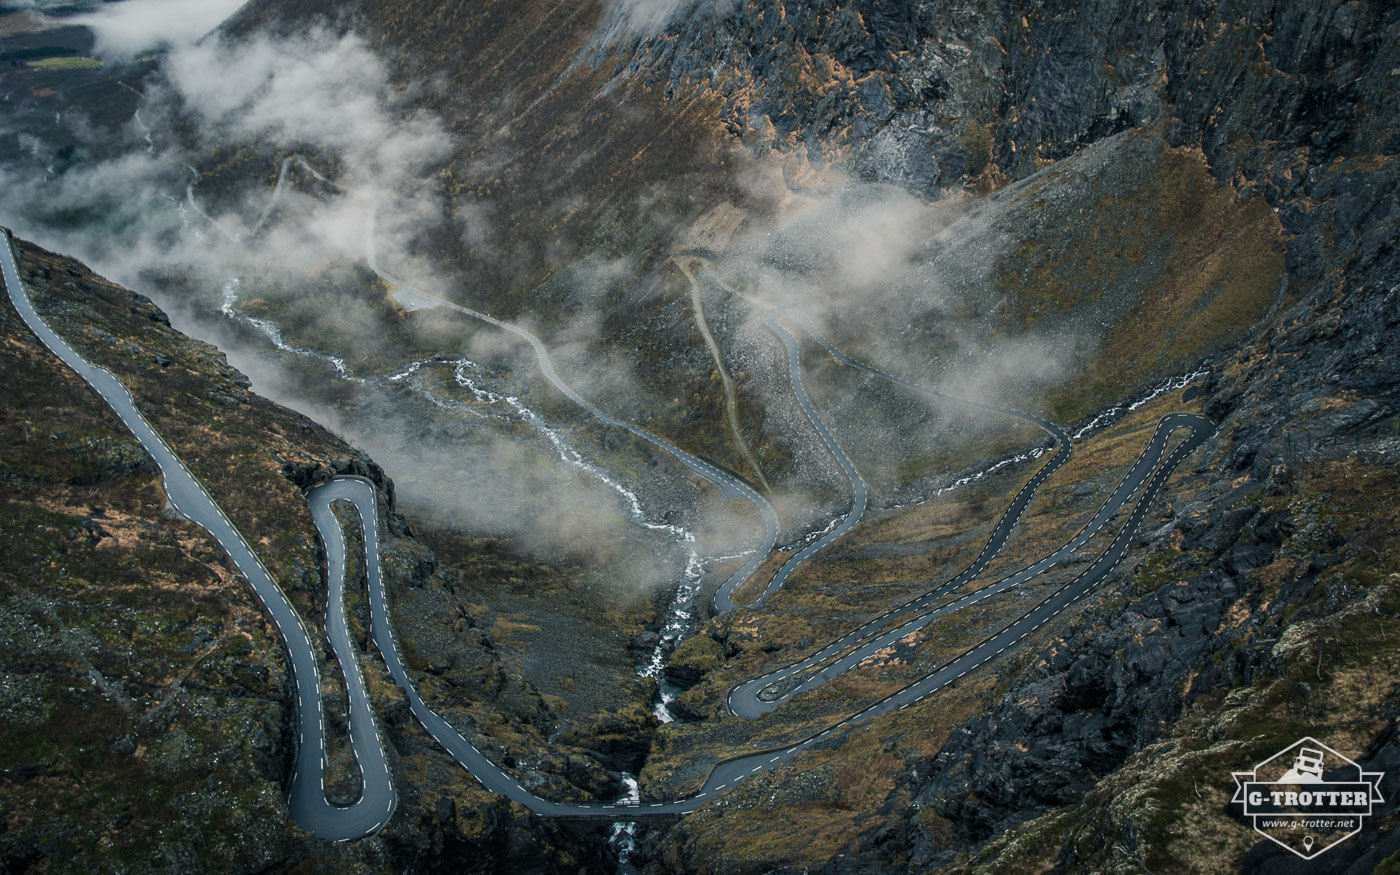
xmin=674 ymin=255 xmax=771 ymax=493
xmin=366 ymin=201 xmax=784 ymax=613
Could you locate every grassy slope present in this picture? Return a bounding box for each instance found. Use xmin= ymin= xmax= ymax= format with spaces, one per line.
xmin=1003 ymin=139 xmax=1287 ymax=423
xmin=645 ymin=388 xmax=1215 ymax=869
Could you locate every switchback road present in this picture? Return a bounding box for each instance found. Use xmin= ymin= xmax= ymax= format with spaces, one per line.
xmin=3 ymin=209 xmax=1214 ymax=836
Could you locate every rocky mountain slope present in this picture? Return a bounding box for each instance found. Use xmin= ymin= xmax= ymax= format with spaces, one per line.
xmin=0 ymin=238 xmax=635 ymax=873
xmin=184 ymin=0 xmax=1285 ymax=503
xmin=1 ymin=0 xmax=1397 ymax=872
xmin=628 ymin=0 xmax=1400 ymax=871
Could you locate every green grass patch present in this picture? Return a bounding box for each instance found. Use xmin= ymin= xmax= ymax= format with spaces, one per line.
xmin=27 ymin=56 xmax=102 ymax=71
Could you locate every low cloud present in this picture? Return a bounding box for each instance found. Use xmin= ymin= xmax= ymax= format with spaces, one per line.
xmin=646 ymin=149 xmax=1085 ymax=511
xmin=0 ymin=17 xmax=721 ymax=582
xmin=2 ymin=21 xmax=452 ymax=302
xmin=73 ymin=0 xmax=248 ymax=58
xmin=163 ymin=29 xmax=449 ymax=188
xmin=598 ymin=0 xmax=691 ymax=39
xmin=0 ymin=7 xmax=1081 ymax=590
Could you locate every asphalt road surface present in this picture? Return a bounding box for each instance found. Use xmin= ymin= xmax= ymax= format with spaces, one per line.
xmin=4 ymin=217 xmax=1214 ymax=835
xmin=302 ymin=411 xmax=1208 ymax=818
xmin=1 ymin=229 xmax=395 ymax=841
xmin=728 ymin=412 xmax=1208 ymax=718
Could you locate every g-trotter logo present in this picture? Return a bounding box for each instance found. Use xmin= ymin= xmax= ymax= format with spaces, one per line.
xmin=1231 ymin=737 xmax=1384 ymax=859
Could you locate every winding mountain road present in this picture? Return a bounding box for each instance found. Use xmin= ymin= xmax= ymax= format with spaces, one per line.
xmin=309 ymin=416 xmax=1210 ymax=818
xmin=728 ymin=412 xmax=1205 ymax=718
xmin=4 ymin=196 xmax=1215 ymax=838
xmin=1 ymin=230 xmax=395 ymax=841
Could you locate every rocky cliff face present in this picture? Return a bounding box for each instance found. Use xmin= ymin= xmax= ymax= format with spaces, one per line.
xmin=610 ymin=1 xmax=1400 ymax=872
xmin=610 ymin=0 xmax=1164 ymax=194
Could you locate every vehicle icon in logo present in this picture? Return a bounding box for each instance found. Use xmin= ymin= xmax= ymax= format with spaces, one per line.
xmin=1231 ymin=737 xmax=1384 ymax=859
xmin=1277 ymin=747 xmax=1326 ymax=784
